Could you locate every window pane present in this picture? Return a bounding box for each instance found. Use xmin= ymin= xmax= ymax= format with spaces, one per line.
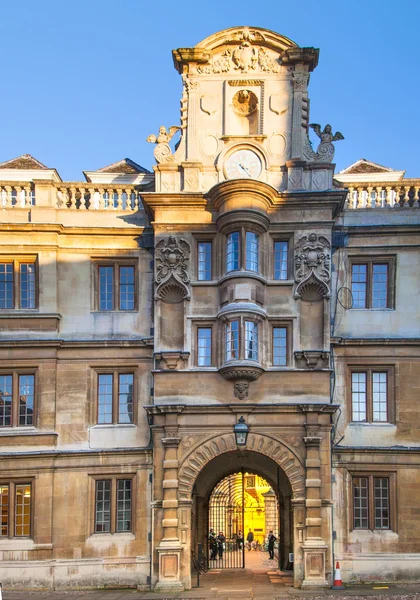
xmin=372 ymin=372 xmax=387 ymax=422
xmin=0 ymin=375 xmax=13 ymax=427
xmin=372 ymin=264 xmax=388 ymax=309
xmin=197 ymin=328 xmax=212 ymax=367
xmin=20 ymin=263 xmax=36 ymax=309
xmin=352 ymin=372 xmax=367 ymax=422
xmin=15 ymin=484 xmax=31 ymax=537
xmin=119 ymin=266 xmax=135 ymax=310
xmin=374 ymin=477 xmax=390 ymax=529
xmin=245 ymin=232 xmax=259 ymax=272
xmin=198 ymin=242 xmax=212 ymax=281
xmin=98 ymin=374 xmax=113 ymax=424
xmin=118 ymin=374 xmax=134 ymax=424
xmin=116 ymin=479 xmax=132 ymax=532
xmin=0 ymin=263 xmax=13 ymax=309
xmin=226 ymin=232 xmax=239 ymax=272
xmin=274 ymin=241 xmax=288 ymax=280
xmin=95 ymin=480 xmax=111 ymax=533
xmin=353 ymin=477 xmax=368 ymax=529
xmin=225 ymin=320 xmax=239 ymax=361
xmin=245 ymin=321 xmax=258 ymax=361
xmin=0 ymin=484 xmax=9 ymax=536
xmin=351 ymin=264 xmax=367 ymax=308
xmin=273 ymin=327 xmax=287 ymax=366
xmin=19 ymin=375 xmax=35 ymax=426
xmin=99 ymin=266 xmax=114 ymax=310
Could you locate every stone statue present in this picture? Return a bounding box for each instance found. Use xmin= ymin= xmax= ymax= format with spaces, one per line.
xmin=146 ymin=126 xmax=181 ymax=164
xmin=309 ymin=124 xmax=344 ymax=163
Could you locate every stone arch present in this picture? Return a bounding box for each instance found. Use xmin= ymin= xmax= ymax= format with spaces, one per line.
xmin=178 ymin=432 xmax=305 ymax=500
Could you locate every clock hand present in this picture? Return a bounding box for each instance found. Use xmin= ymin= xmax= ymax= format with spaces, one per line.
xmin=238 ymin=163 xmax=251 ymax=177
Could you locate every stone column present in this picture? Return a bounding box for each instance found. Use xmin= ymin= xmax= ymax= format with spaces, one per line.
xmin=301 ymin=412 xmax=328 ymax=588
xmin=155 ymin=422 xmax=184 ymax=592
xmin=185 ymin=78 xmax=200 ymax=160
xmin=291 ymin=71 xmax=309 ymax=159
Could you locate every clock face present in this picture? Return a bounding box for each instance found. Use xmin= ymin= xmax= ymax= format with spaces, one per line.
xmin=225 ymin=149 xmax=262 ymax=180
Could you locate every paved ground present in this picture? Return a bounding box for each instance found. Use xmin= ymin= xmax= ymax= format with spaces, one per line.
xmin=3 ymin=550 xmax=420 ymax=600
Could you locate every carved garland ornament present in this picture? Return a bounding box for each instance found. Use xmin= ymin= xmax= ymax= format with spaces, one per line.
xmin=155 ymin=236 xmax=191 ymax=303
xmin=197 ymin=45 xmax=281 ymax=75
xmin=294 ymin=233 xmax=331 ymax=300
xmin=177 ymin=432 xmax=305 ymax=500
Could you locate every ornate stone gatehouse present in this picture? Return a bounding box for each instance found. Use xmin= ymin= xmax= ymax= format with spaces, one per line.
xmin=1 ymin=25 xmax=420 ymax=591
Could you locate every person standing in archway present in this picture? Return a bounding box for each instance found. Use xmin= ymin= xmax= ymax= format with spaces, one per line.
xmin=246 ymin=529 xmax=254 ymax=551
xmin=268 ymin=530 xmax=277 ymax=560
xmin=217 ymin=531 xmax=226 ymax=559
xmin=209 ymin=528 xmax=218 ymax=560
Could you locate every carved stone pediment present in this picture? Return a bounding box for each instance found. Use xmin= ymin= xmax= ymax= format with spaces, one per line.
xmin=294 ymin=233 xmax=331 ymax=299
xmin=155 ymin=236 xmax=191 ymax=302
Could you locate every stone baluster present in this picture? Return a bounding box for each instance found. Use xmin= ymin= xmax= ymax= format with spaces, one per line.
xmin=374 ymin=186 xmax=382 ymax=208
xmin=4 ymin=186 xmax=12 ymax=208
xmin=347 ymin=187 xmax=354 ymax=209
xmin=24 ymin=185 xmax=32 ymax=207
xmin=366 ymin=186 xmax=373 ymax=208
xmin=404 ymin=185 xmax=411 ymax=207
xmin=79 ymin=187 xmax=87 ymax=210
xmin=15 ymin=186 xmax=22 ymax=207
xmin=355 ymin=187 xmax=363 ymax=208
xmin=116 ymin=188 xmax=123 ymax=210
xmin=88 ymin=188 xmax=96 ymax=210
xmin=385 ymin=186 xmax=393 ymax=207
xmin=414 ymin=186 xmax=420 ymax=208
xmin=99 ymin=188 xmax=107 ymax=210
xmin=395 ymin=186 xmax=403 ymax=207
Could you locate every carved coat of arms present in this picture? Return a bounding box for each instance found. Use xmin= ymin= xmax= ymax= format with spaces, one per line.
xmin=155 ymin=236 xmax=191 ymax=302
xmin=294 ymin=233 xmax=331 ymax=299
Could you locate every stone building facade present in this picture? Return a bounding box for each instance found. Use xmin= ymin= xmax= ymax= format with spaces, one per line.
xmin=0 ymin=26 xmax=419 ymax=590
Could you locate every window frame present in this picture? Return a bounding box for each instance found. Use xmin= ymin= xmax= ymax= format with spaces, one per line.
xmin=224 ymin=227 xmax=263 ymax=275
xmin=93 ymin=369 xmax=137 ymax=425
xmin=272 ymin=239 xmax=291 ymax=281
xmin=348 ymin=366 xmax=394 ymax=423
xmin=196 ymin=326 xmax=213 ymax=367
xmin=349 ymin=256 xmax=395 ymax=309
xmin=0 ymin=256 xmax=38 ymax=310
xmin=271 ymin=324 xmax=290 ymax=367
xmin=92 ymin=259 xmax=138 ymax=312
xmin=0 ymin=479 xmax=34 ymax=539
xmin=0 ymin=369 xmax=37 ymax=428
xmin=350 ymin=472 xmax=396 ymax=532
xmin=223 ymin=317 xmax=260 ymax=363
xmin=197 ymin=241 xmax=213 ymax=281
xmin=90 ymin=475 xmax=135 ymax=535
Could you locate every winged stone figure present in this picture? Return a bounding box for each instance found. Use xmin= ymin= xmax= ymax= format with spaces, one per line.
xmin=309 ymin=123 xmax=344 ymax=162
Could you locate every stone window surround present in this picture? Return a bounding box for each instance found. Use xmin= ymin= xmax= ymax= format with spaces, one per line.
xmin=88 ymin=474 xmax=136 ymax=536
xmin=348 ymin=255 xmax=396 ymax=310
xmin=192 ymin=321 xmax=215 ymax=367
xmin=223 ymin=315 xmax=261 ymax=364
xmin=0 ymin=478 xmax=34 ymax=539
xmin=347 ymin=364 xmax=395 ymax=424
xmin=349 ymin=471 xmax=397 ymax=533
xmin=271 ymin=235 xmax=293 ymax=281
xmin=269 ymin=320 xmax=293 ymax=367
xmin=91 ymin=257 xmax=139 ymax=312
xmin=0 ymin=368 xmax=38 ymax=428
xmin=0 ymin=255 xmax=38 ymax=310
xmin=91 ymin=367 xmax=138 ymax=426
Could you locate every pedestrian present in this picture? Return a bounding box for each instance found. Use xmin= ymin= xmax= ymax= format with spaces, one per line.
xmin=209 ymin=528 xmax=218 ymax=560
xmin=217 ymin=531 xmax=226 ymax=559
xmin=236 ymin=530 xmax=243 ymax=550
xmin=246 ymin=529 xmax=254 ymax=551
xmin=268 ymin=530 xmax=277 ymax=560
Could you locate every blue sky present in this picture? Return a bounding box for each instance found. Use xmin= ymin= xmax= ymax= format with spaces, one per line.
xmin=1 ymin=0 xmax=419 ymax=180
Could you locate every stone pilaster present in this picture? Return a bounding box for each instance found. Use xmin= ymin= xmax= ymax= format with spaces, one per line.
xmin=155 ymin=423 xmax=184 ymax=592
xmin=301 ymin=413 xmax=329 ymax=588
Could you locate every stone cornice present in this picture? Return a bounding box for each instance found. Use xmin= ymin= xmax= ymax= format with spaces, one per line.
xmin=140 ymin=192 xmax=207 ymax=221
xmin=334 ymin=445 xmax=420 ymax=454
xmin=144 ymin=403 xmax=339 ymax=415
xmin=0 ymin=338 xmax=154 ymax=348
xmin=331 ymin=337 xmax=420 ymax=346
xmin=0 ymin=223 xmax=145 ymax=236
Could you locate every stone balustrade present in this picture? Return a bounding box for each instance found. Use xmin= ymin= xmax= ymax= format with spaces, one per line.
xmin=0 ymin=181 xmax=143 ymax=211
xmin=340 ymin=180 xmax=420 ymax=209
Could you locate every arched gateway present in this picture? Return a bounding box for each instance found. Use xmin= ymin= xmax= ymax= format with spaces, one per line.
xmin=147 ymin=409 xmax=336 ymax=593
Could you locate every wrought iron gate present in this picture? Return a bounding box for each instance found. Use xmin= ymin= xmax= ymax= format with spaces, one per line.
xmin=208 ymin=471 xmax=245 ymax=568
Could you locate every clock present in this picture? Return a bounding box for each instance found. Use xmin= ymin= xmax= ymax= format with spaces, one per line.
xmin=225 ymin=149 xmax=262 ymax=180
